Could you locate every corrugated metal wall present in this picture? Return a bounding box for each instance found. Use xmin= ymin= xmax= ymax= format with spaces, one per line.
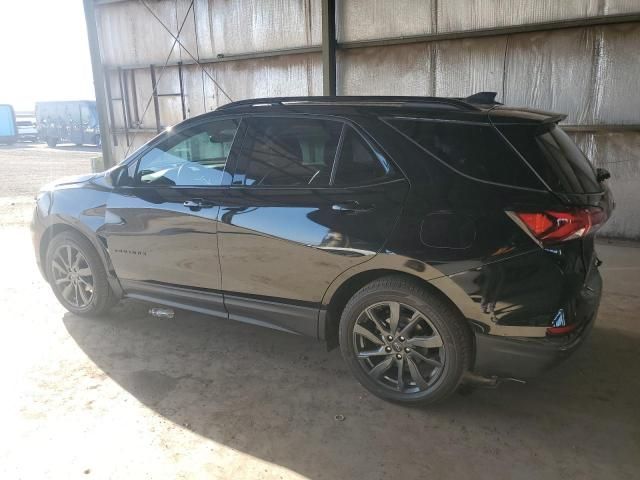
xmin=94 ymin=0 xmax=640 ymax=239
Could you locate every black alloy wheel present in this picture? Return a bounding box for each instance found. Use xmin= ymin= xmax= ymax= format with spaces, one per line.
xmin=45 ymin=231 xmax=117 ymax=316
xmin=339 ymin=276 xmax=472 ymax=405
xmin=352 ymin=301 xmax=445 ymax=393
xmin=50 ymin=244 xmax=95 ymax=309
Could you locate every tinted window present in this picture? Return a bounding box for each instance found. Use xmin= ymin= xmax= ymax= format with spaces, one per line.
xmin=234 ymin=117 xmax=341 ymax=187
xmin=498 ymin=124 xmax=601 ymax=193
xmin=388 ymin=119 xmax=543 ymax=189
xmin=136 ymin=119 xmax=239 ymax=186
xmin=333 ymin=127 xmax=393 ymax=186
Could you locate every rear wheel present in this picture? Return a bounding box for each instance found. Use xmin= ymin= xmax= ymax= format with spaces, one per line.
xmin=339 ymin=276 xmax=472 ymax=405
xmin=45 ymin=231 xmax=116 ymax=316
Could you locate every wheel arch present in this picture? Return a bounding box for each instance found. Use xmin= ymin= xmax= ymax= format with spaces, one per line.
xmin=40 ymin=224 xmax=75 ymax=278
xmin=39 ymin=222 xmax=123 ymax=297
xmin=321 ymin=268 xmax=473 ymax=351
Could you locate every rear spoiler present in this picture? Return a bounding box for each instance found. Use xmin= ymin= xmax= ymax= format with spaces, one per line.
xmin=488 ymin=106 xmax=567 ymax=126
xmin=462 ymin=93 xmax=566 ymax=126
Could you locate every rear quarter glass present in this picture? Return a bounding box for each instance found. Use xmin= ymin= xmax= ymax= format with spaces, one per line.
xmin=386 ymin=118 xmax=545 ymax=190
xmin=497 ymin=124 xmax=601 ymax=194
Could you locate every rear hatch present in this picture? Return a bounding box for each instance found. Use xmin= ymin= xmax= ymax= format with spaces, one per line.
xmin=491 ymin=111 xmax=613 ymax=282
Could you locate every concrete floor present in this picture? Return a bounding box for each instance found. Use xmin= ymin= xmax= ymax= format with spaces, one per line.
xmin=1 ymin=146 xmax=639 ymax=479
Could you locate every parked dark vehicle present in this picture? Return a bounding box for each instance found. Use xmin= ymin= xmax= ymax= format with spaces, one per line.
xmin=31 ymin=95 xmax=613 ymax=405
xmin=35 ymin=100 xmax=100 ymax=147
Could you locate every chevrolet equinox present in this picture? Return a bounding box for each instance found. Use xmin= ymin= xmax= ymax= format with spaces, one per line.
xmin=32 ymin=94 xmax=613 ymax=405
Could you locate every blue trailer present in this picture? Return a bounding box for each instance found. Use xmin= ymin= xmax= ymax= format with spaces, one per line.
xmin=0 ymin=104 xmax=17 ymax=145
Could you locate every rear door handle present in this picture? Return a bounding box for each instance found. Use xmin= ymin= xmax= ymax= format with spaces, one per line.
xmin=184 ymin=198 xmax=215 ymax=210
xmin=331 ymin=201 xmax=374 ymax=214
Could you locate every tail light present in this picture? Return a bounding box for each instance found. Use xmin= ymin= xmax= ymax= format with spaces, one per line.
xmin=506 ymin=208 xmax=607 ymax=246
xmin=546 ymin=323 xmax=579 ymax=335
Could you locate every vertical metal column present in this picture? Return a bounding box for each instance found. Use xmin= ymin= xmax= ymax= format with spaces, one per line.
xmin=150 ymin=64 xmax=162 ymax=133
xmin=117 ymin=67 xmax=130 ymax=146
xmin=322 ymin=0 xmax=337 ymax=96
xmin=178 ymin=61 xmax=187 ymax=120
xmin=130 ymin=71 xmax=140 ymax=126
xmin=103 ymin=69 xmax=118 ymax=147
xmin=82 ymin=0 xmax=114 ymax=166
xmin=120 ymin=68 xmax=133 ymax=129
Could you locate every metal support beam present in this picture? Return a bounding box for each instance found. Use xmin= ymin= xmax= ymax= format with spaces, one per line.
xmin=108 ymin=46 xmax=322 ymax=72
xmin=103 ymin=70 xmax=118 ymax=147
xmin=130 ymin=71 xmax=140 ymax=125
xmin=101 ymin=13 xmax=640 ymax=73
xmin=149 ymin=64 xmax=162 ymax=133
xmin=120 ymin=68 xmax=133 ymax=129
xmin=321 ymin=0 xmax=337 ymax=96
xmin=339 ymin=13 xmax=640 ymax=50
xmin=178 ymin=62 xmax=187 ymax=120
xmin=563 ymin=124 xmax=640 ymax=133
xmin=117 ymin=67 xmax=130 ymax=146
xmin=82 ymin=0 xmax=114 ymax=167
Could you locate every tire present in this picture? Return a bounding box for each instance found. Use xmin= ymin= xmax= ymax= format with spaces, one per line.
xmin=45 ymin=231 xmax=117 ymax=316
xmin=46 ymin=137 xmax=58 ymax=148
xmin=339 ymin=275 xmax=472 ymax=405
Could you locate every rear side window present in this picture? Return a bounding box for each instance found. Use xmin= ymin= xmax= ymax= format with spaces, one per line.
xmin=498 ymin=124 xmax=601 ymax=193
xmin=234 ymin=117 xmax=342 ymax=187
xmin=388 ymin=119 xmax=543 ymax=189
xmin=333 ymin=126 xmax=394 ymax=186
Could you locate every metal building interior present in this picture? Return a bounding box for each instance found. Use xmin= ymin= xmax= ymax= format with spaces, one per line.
xmin=86 ymin=1 xmax=640 ymax=240
xmin=2 ymin=2 xmax=639 ymax=478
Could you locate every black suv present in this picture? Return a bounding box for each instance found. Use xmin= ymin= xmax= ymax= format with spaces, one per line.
xmin=32 ymin=95 xmax=613 ymax=405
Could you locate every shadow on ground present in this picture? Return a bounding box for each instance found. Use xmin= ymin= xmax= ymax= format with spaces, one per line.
xmin=63 ymin=300 xmax=640 ymax=479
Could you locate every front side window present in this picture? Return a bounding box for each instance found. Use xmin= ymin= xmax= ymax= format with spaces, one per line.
xmin=136 ymin=118 xmax=239 ymax=187
xmin=233 ymin=117 xmax=342 ymax=187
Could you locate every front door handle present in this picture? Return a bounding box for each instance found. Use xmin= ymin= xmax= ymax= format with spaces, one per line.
xmin=184 ymin=198 xmax=214 ymax=210
xmin=331 ymin=201 xmax=374 ymax=214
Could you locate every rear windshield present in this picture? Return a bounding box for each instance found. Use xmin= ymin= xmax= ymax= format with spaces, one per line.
xmin=497 ymin=124 xmax=601 ymax=194
xmin=387 ymin=118 xmax=544 ymax=189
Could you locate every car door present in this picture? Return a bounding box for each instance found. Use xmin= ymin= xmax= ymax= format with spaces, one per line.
xmin=101 ymin=116 xmax=240 ymax=316
xmin=217 ymin=115 xmax=409 ymax=335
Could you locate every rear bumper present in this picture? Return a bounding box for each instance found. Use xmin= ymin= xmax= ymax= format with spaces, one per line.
xmin=472 ymin=268 xmax=601 ymax=379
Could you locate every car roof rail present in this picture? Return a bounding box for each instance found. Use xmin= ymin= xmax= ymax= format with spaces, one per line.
xmin=216 ymin=96 xmax=481 ymax=112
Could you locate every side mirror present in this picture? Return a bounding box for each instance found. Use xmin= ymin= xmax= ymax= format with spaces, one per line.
xmin=109 ymin=164 xmax=133 ymax=187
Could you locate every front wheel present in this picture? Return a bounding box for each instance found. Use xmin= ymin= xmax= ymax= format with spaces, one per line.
xmin=45 ymin=231 xmax=117 ymax=316
xmin=339 ymin=276 xmax=472 ymax=405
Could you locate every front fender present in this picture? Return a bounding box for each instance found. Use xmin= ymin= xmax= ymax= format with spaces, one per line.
xmin=38 ymin=185 xmax=123 ymax=297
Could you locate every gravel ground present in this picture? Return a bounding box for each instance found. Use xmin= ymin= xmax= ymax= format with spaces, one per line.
xmin=0 ymin=143 xmax=96 ymax=197
xmin=1 ymin=145 xmax=639 ymax=479
xmin=0 ymin=143 xmax=96 ymax=226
